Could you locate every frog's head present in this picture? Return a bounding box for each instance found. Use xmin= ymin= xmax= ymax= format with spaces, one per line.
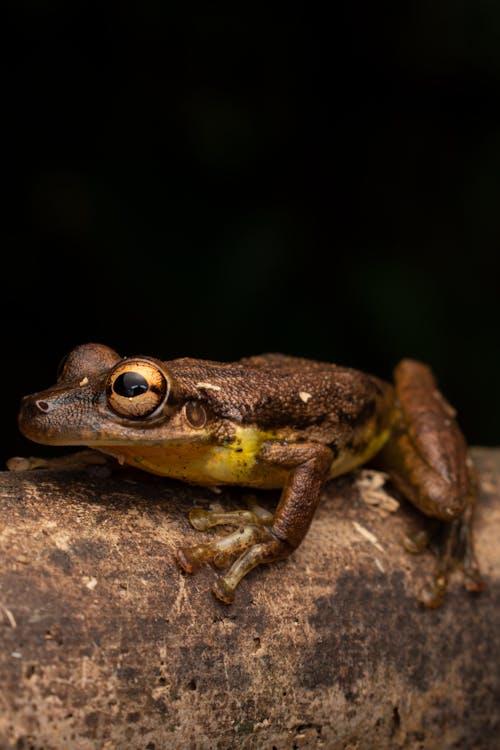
xmin=18 ymin=343 xmax=211 ymax=447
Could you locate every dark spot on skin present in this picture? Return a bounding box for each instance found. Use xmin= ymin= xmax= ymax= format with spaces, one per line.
xmin=327 ymin=440 xmax=340 ymax=459
xmin=91 ymin=391 xmax=102 ymax=405
xmin=292 ymin=413 xmax=329 ymax=429
xmin=337 ymin=399 xmax=376 ymax=427
xmin=343 ymin=436 xmax=371 ymax=457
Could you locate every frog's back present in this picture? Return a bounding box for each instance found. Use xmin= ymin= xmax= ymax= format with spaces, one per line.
xmin=166 ymin=353 xmax=394 ymax=452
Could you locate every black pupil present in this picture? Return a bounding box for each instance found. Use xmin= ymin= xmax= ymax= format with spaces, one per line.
xmin=114 ymin=371 xmax=149 ymax=398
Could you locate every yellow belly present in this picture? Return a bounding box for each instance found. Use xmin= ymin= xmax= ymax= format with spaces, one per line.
xmin=98 ymin=426 xmax=287 ymax=488
xmin=98 ymin=421 xmax=391 ymax=488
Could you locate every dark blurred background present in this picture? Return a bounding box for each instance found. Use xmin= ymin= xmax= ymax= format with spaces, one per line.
xmin=3 ymin=3 xmax=500 ymax=463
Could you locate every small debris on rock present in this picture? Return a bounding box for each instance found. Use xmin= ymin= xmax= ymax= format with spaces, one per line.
xmin=355 ymin=469 xmax=400 ymax=517
xmin=353 ymin=521 xmax=384 ymax=553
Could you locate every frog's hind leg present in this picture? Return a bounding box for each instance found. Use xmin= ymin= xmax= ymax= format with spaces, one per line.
xmin=376 ymin=359 xmax=484 ymax=607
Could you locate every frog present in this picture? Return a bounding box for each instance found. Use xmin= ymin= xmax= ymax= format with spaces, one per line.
xmin=13 ymin=343 xmax=484 ymax=607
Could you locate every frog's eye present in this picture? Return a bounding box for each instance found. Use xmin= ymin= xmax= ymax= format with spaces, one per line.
xmin=107 ymin=360 xmax=169 ymax=418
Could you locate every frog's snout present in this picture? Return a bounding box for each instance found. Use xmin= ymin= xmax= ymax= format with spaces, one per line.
xmin=17 ymin=389 xmax=92 ymax=445
xmin=32 ymin=398 xmax=55 ymax=413
xmin=18 ymin=392 xmax=60 ymax=443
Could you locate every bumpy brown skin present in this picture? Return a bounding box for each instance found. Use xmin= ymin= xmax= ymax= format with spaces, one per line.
xmin=377 ymin=360 xmax=470 ymax=520
xmin=374 ymin=361 xmax=483 ymax=606
xmin=14 ymin=344 xmax=483 ymax=606
xmin=18 ymin=348 xmax=392 ymax=451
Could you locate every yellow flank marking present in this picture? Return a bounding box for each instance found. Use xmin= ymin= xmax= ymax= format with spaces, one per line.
xmin=202 ymin=426 xmax=283 ymax=486
xmin=299 ymin=391 xmax=312 ymax=403
xmin=327 ymin=424 xmax=391 ymax=479
xmin=100 ymin=426 xmax=284 ymax=488
xmin=99 ymin=419 xmax=392 ymax=489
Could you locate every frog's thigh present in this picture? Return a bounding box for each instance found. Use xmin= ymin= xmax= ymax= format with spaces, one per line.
xmin=377 ymin=359 xmax=474 ymax=521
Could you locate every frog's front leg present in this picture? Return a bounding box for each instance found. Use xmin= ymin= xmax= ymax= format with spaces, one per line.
xmin=376 ymin=359 xmax=484 ymax=607
xmin=176 ymin=442 xmax=333 ymax=603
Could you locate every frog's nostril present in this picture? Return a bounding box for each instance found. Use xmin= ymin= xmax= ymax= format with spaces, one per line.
xmin=36 ymin=400 xmax=51 ymax=412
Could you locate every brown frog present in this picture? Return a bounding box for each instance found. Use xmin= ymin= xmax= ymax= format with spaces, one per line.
xmin=13 ymin=344 xmax=484 ymax=606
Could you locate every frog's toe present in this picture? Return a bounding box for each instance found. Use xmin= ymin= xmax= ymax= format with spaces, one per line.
xmin=418 ymin=576 xmax=447 ymax=608
xmin=211 ymin=538 xmax=289 ymax=604
xmin=460 ymin=524 xmax=485 ymax=593
xmin=212 ymin=575 xmax=236 ymax=604
xmin=463 ymin=570 xmax=485 ymax=593
xmin=461 ymin=553 xmax=485 ymax=593
xmin=176 ymin=523 xmax=271 ymax=574
xmin=176 ymin=543 xmax=211 ymax=573
xmin=417 ymin=516 xmax=485 ymax=607
xmin=403 ymin=528 xmax=430 ymax=554
xmin=188 ymin=507 xmax=266 ymax=531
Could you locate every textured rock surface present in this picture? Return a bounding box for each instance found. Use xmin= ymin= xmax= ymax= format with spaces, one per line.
xmin=0 ymin=448 xmax=499 ymax=750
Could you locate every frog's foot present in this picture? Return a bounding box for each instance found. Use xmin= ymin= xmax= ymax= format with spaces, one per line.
xmin=176 ymin=501 xmax=288 ymax=604
xmin=177 ymin=442 xmax=333 ymax=603
xmin=414 ymin=517 xmax=484 ymax=608
xmin=403 ymin=528 xmax=431 ymax=554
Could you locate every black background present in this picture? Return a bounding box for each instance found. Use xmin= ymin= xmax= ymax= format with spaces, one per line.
xmin=3 ymin=3 xmax=500 ymax=464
